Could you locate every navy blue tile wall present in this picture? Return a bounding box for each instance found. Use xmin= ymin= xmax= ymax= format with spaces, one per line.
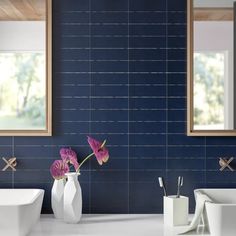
xmin=0 ymin=0 xmax=235 ymax=214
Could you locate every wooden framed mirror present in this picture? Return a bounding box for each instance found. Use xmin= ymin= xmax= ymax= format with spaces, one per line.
xmin=0 ymin=0 xmax=52 ymax=136
xmin=187 ymin=0 xmax=236 ymax=136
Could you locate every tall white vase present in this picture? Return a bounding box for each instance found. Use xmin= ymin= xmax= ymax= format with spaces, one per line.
xmin=51 ymin=178 xmax=65 ymax=219
xmin=63 ymin=172 xmax=82 ymax=224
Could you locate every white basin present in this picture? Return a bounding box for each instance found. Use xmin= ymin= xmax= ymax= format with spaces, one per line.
xmin=195 ymin=188 xmax=236 ymax=236
xmin=0 ymin=189 xmax=44 ymax=236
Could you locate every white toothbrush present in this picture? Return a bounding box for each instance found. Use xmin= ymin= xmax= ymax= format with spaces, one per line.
xmin=176 ymin=176 xmax=184 ymax=198
xmin=158 ymin=177 xmax=167 ymax=196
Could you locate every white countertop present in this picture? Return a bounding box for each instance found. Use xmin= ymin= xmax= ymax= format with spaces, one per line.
xmin=29 ymin=215 xmax=210 ymax=236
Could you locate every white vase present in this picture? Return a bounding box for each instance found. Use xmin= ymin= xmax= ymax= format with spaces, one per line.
xmin=51 ymin=178 xmax=65 ymax=219
xmin=63 ymin=172 xmax=82 ymax=223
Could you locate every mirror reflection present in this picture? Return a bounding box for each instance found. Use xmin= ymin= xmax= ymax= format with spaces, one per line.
xmin=0 ymin=0 xmax=49 ymax=133
xmin=193 ymin=0 xmax=235 ymax=130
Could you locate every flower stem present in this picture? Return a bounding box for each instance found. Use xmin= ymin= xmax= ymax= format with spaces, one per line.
xmin=76 ymin=152 xmax=94 ymax=172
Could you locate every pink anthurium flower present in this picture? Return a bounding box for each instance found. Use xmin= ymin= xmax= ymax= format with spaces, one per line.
xmin=87 ymin=136 xmax=109 ymax=165
xmin=60 ymin=147 xmax=79 ymax=171
xmin=50 ymin=137 xmax=109 ymax=179
xmin=50 ymin=160 xmax=69 ymax=180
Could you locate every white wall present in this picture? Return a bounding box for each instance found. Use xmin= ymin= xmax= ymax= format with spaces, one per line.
xmin=0 ymin=21 xmax=45 ymax=51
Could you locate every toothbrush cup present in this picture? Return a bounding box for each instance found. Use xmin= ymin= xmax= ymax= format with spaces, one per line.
xmin=163 ymin=195 xmax=189 ymax=227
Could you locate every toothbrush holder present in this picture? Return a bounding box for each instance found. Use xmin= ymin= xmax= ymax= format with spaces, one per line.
xmin=163 ymin=195 xmax=189 ymax=227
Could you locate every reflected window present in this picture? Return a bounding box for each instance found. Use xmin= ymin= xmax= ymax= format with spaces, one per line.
xmin=194 ymin=51 xmax=225 ymax=130
xmin=0 ymin=52 xmax=45 ymax=130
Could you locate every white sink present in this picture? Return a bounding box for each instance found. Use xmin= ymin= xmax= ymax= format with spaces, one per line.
xmin=195 ymin=188 xmax=236 ymax=236
xmin=0 ymin=189 xmax=44 ymax=236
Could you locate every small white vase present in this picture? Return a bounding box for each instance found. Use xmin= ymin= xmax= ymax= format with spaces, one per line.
xmin=51 ymin=178 xmax=65 ymax=219
xmin=63 ymin=172 xmax=82 ymax=224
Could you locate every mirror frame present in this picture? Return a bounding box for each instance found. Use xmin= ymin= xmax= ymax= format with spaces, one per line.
xmin=187 ymin=0 xmax=236 ymax=136
xmin=0 ymin=0 xmax=52 ymax=136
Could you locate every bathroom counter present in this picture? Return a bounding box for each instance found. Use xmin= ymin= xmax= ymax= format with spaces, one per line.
xmin=30 ymin=214 xmax=210 ymax=236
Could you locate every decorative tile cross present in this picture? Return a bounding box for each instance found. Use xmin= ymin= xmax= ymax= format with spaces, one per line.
xmin=2 ymin=157 xmax=17 ymax=171
xmin=219 ymin=157 xmax=234 ymax=171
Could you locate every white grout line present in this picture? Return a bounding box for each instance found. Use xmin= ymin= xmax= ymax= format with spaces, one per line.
xmin=88 ymin=0 xmax=92 ymax=214
xmin=165 ymin=0 xmax=169 ymax=183
xmin=12 ymin=136 xmax=15 ymax=188
xmin=127 ymin=0 xmax=130 ymax=214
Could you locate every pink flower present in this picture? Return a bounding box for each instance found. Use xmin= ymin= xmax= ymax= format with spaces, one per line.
xmin=50 ymin=160 xmax=69 ymax=180
xmin=60 ymin=147 xmax=79 ymax=171
xmin=87 ymin=136 xmax=109 ymax=165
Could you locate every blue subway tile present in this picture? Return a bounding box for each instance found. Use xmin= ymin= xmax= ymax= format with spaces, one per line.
xmin=91 ymin=183 xmax=128 ymax=213
xmin=130 ymin=159 xmax=166 ymax=170
xmin=168 ymin=146 xmax=205 ymax=158
xmin=129 ymin=146 xmax=166 ymax=158
xmin=168 ymin=60 xmax=186 ymax=73
xmin=91 ymin=48 xmax=128 ymax=60
xmin=56 ymin=0 xmax=89 ymax=11
xmin=129 ymin=0 xmax=166 ymax=11
xmin=130 ymin=25 xmax=166 ymax=36
xmin=130 ymin=97 xmax=166 ymax=109
xmin=129 ymin=183 xmax=162 ymax=213
xmin=206 ymin=146 xmax=236 ymax=158
xmin=130 ymin=110 xmax=166 ymax=121
xmin=130 ymin=122 xmax=166 ymax=133
xmin=130 ymin=37 xmax=166 ymax=48
xmin=91 ymin=0 xmax=128 ymax=11
xmin=168 ymin=84 xmax=186 ymax=96
xmin=129 ymin=170 xmax=166 ymax=182
xmin=168 ymin=110 xmax=186 ymax=121
xmin=61 ymin=25 xmax=90 ymax=35
xmin=91 ymin=170 xmax=128 ymax=182
xmin=129 ymin=74 xmax=166 ymax=84
xmin=168 ymin=134 xmax=205 ymax=145
xmin=91 ymin=12 xmax=128 ymax=23
xmin=168 ymin=159 xmax=205 ymax=170
xmin=129 ymin=134 xmax=166 ymax=146
xmin=130 ymin=12 xmax=166 ymax=24
xmin=91 ymin=110 xmax=128 ymax=121
xmin=91 ymin=61 xmax=128 ymax=73
xmin=130 ymin=84 xmax=166 ymax=96
xmin=61 ymin=36 xmax=89 ymax=48
xmin=92 ymin=98 xmax=128 ymax=109
xmin=91 ymin=25 xmax=128 ymax=35
xmin=60 ymin=49 xmax=90 ymax=60
xmin=61 ymin=12 xmax=90 ymax=23
xmin=91 ymin=37 xmax=128 ymax=48
xmin=129 ymin=61 xmax=166 ymax=73
xmin=168 ymin=0 xmax=186 ymax=11
xmin=168 ymin=12 xmax=186 ymax=24
xmin=168 ymin=97 xmax=186 ymax=109
xmin=130 ymin=48 xmax=166 ymax=60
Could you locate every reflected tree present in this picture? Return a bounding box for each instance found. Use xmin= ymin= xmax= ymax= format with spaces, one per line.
xmin=194 ymin=52 xmax=224 ymax=126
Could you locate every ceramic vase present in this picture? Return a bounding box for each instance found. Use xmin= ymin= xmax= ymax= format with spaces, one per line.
xmin=51 ymin=178 xmax=65 ymax=219
xmin=63 ymin=172 xmax=82 ymax=223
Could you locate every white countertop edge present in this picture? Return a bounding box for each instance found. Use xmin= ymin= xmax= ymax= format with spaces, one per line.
xmin=29 ymin=214 xmax=210 ymax=236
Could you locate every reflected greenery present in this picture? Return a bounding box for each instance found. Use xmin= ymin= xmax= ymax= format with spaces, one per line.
xmin=194 ymin=52 xmax=224 ymax=129
xmin=0 ymin=52 xmax=45 ymax=130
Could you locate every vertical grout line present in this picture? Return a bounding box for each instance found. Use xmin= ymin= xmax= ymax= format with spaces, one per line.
xmin=12 ymin=136 xmax=14 ymax=188
xmin=204 ymin=137 xmax=207 ymax=186
xmin=127 ymin=0 xmax=130 ymax=214
xmin=88 ymin=0 xmax=92 ymax=214
xmin=165 ymin=0 xmax=169 ymax=183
